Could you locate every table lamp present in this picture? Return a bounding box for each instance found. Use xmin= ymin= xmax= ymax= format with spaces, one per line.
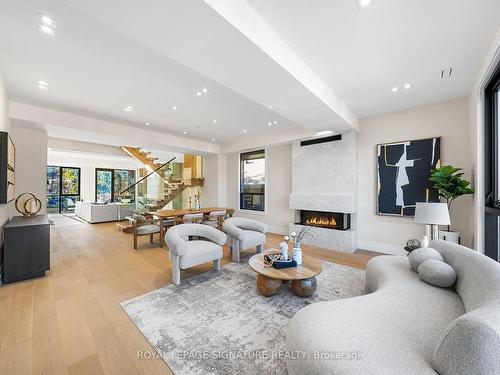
xmin=414 ymin=202 xmax=450 ymax=241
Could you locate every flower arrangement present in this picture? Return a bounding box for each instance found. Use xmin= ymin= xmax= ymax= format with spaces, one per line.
xmin=287 ymin=226 xmax=314 ymax=248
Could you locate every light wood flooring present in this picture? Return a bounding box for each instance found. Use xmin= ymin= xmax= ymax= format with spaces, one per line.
xmin=0 ymin=219 xmax=380 ymax=375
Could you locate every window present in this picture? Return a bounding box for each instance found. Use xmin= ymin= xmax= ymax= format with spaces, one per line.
xmin=484 ymin=60 xmax=500 ymax=261
xmin=46 ymin=166 xmax=81 ymax=213
xmin=240 ymin=150 xmax=265 ymax=212
xmin=95 ymin=168 xmax=135 ymax=203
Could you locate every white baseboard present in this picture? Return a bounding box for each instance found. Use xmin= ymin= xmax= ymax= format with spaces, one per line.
xmin=358 ymin=240 xmax=407 ymax=256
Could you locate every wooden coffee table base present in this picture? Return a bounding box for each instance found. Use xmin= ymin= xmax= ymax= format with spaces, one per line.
xmin=256 ymin=274 xmax=282 ymax=296
xmin=256 ymin=274 xmax=317 ymax=298
xmin=291 ymin=277 xmax=317 ymax=297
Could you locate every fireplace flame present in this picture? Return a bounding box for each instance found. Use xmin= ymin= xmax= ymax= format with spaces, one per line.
xmin=305 ymin=216 xmax=337 ymax=228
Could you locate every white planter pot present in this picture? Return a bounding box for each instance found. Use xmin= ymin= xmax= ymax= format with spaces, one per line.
xmin=438 ymin=230 xmax=461 ymax=244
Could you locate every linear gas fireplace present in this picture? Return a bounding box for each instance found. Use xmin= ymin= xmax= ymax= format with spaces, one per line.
xmin=298 ymin=210 xmax=351 ymax=231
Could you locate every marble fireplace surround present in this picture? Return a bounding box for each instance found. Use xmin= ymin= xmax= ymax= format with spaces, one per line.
xmin=289 ymin=130 xmax=358 ymax=253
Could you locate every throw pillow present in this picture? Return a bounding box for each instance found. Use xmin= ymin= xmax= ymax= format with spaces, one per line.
xmin=408 ymin=247 xmax=444 ymax=272
xmin=418 ymin=259 xmax=457 ymax=288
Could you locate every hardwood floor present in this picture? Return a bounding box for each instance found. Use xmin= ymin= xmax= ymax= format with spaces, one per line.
xmin=0 ymin=219 xmax=380 ymax=375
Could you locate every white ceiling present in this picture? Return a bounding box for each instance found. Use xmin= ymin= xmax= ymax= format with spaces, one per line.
xmin=1 ymin=0 xmax=500 ymax=149
xmin=248 ymin=0 xmax=500 ymax=117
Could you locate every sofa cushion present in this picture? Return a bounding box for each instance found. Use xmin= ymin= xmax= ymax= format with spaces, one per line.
xmin=409 ymin=247 xmax=444 ymax=272
xmin=179 ymin=240 xmax=223 ymax=269
xmin=418 ymin=259 xmax=456 ymax=288
xmin=287 ymin=256 xmax=465 ymax=375
xmin=240 ymin=230 xmax=266 ymax=250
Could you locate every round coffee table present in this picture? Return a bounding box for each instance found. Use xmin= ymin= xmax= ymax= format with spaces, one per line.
xmin=249 ymin=253 xmax=323 ymax=297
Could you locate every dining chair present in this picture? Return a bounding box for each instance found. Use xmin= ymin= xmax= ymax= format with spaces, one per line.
xmin=203 ymin=210 xmax=227 ymax=230
xmin=132 ymin=214 xmax=164 ymax=250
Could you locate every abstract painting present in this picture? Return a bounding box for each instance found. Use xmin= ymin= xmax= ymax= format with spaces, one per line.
xmin=377 ymin=137 xmax=440 ymax=216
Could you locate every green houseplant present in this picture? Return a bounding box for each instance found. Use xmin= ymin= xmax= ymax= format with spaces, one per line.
xmin=429 ymin=165 xmax=474 ymax=234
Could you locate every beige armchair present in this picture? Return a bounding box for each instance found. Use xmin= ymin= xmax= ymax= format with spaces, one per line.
xmin=223 ymin=217 xmax=268 ymax=263
xmin=165 ymin=223 xmax=227 ymax=285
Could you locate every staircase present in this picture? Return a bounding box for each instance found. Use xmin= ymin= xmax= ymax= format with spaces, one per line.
xmin=121 ymin=146 xmax=187 ymax=211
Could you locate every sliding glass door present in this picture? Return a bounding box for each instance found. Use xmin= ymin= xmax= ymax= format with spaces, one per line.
xmin=46 ymin=166 xmax=81 ymax=213
xmin=95 ymin=168 xmax=135 ymax=203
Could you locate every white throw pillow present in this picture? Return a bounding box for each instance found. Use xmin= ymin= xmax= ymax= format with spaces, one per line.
xmin=408 ymin=247 xmax=444 ymax=272
xmin=418 ymin=259 xmax=457 ymax=288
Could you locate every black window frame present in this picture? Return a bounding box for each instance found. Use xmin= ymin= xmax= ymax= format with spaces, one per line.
xmin=47 ymin=165 xmax=81 ymax=213
xmin=239 ymin=149 xmax=266 ymax=212
xmin=95 ymin=168 xmax=136 ymax=203
xmin=484 ymin=60 xmax=500 ymax=261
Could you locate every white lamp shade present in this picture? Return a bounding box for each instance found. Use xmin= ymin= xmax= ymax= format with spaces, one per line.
xmin=414 ymin=202 xmax=450 ymax=225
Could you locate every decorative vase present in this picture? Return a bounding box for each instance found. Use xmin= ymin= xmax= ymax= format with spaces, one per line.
xmin=279 ymin=242 xmax=289 ymax=260
xmin=292 ymin=247 xmax=302 ymax=265
xmin=294 ymin=241 xmax=301 ymax=249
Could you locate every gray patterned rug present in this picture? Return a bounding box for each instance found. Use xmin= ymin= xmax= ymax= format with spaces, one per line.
xmin=121 ymin=259 xmax=365 ymax=375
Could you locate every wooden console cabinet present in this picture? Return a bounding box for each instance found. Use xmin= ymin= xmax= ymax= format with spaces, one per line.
xmin=2 ymin=214 xmax=50 ymax=283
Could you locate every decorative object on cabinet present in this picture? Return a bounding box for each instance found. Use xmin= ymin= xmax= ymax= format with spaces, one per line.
xmin=15 ymin=192 xmax=42 ymax=216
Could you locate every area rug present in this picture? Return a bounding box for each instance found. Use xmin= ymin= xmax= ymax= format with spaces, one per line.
xmin=121 ymin=259 xmax=365 ymax=375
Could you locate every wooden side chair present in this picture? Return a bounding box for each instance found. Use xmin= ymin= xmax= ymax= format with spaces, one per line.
xmin=132 ymin=214 xmax=164 ymax=250
xmin=203 ymin=210 xmax=227 ymax=230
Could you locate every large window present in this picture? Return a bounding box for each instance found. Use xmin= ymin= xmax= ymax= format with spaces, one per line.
xmin=46 ymin=166 xmax=81 ymax=213
xmin=485 ymin=60 xmax=500 ymax=261
xmin=95 ymin=168 xmax=135 ymax=203
xmin=240 ymin=150 xmax=265 ymax=212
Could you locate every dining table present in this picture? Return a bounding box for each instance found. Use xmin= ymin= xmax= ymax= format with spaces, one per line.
xmin=148 ymin=207 xmax=235 ymax=229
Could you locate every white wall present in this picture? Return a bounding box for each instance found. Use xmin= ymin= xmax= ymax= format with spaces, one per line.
xmin=226 ymin=143 xmax=294 ymax=234
xmin=358 ymin=97 xmax=472 ymax=251
xmin=9 ymin=125 xmax=48 ymax=215
xmin=204 ymin=154 xmax=227 ymax=207
xmin=0 ymin=73 xmax=10 ymax=242
xmin=469 ymin=26 xmax=500 ymax=253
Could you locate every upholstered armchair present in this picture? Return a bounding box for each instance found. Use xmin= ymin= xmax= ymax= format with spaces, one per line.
xmin=165 ymin=224 xmax=227 ymax=285
xmin=223 ymin=217 xmax=267 ymax=263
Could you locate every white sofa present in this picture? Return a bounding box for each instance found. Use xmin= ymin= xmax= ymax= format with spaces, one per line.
xmin=286 ymin=240 xmax=500 ymax=375
xmin=75 ymin=202 xmax=135 ymax=223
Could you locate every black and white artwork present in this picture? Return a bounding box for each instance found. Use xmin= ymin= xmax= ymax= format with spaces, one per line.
xmin=377 ymin=137 xmax=440 ymax=216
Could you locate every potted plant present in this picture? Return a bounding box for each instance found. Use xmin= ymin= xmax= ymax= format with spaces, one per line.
xmin=429 ymin=165 xmax=474 ymax=243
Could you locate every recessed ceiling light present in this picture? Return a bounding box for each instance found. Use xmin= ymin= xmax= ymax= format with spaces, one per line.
xmin=315 ymin=130 xmax=334 ymax=136
xmin=38 ymin=24 xmax=55 ymax=36
xmin=202 ymin=88 xmax=208 ymax=94
xmin=267 ymin=122 xmax=272 ymax=126
xmin=183 ymin=131 xmax=187 ymax=135
xmin=39 ymin=14 xmax=55 ymax=26
xmin=273 ymin=120 xmax=278 ymax=124
xmin=123 ymin=105 xmax=134 ymax=112
xmin=391 ymin=86 xmax=399 ymax=92
xmin=211 ymin=138 xmax=216 ymax=141
xmin=243 ymin=129 xmax=247 ymax=134
xmin=172 ymin=106 xmax=177 ymax=110
xmin=196 ymin=91 xmax=202 ymax=96
xmin=145 ymin=122 xmax=150 ymax=126
xmin=357 ymin=0 xmax=372 ymax=8
xmin=404 ymin=83 xmax=412 ymax=90
xmin=38 ymin=13 xmax=56 ymax=36
xmin=37 ymin=80 xmax=48 ymax=89
xmin=212 ymin=119 xmax=217 ymax=124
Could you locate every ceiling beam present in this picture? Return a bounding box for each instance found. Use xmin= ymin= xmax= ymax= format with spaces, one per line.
xmin=204 ymin=0 xmax=359 ymax=131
